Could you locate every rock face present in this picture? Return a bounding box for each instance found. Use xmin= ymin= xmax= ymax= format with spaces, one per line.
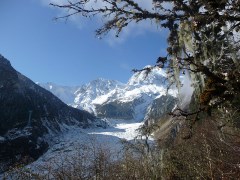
xmin=0 ymin=55 xmax=99 ymax=172
xmin=95 ymin=100 xmax=134 ymax=120
xmin=40 ymin=66 xmax=177 ymax=121
xmin=144 ymin=95 xmax=177 ymax=123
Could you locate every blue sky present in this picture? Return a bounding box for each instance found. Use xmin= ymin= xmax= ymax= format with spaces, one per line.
xmin=0 ymin=0 xmax=168 ymax=86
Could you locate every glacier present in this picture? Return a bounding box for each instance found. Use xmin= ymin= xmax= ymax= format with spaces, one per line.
xmin=1 ymin=65 xmax=178 ymax=177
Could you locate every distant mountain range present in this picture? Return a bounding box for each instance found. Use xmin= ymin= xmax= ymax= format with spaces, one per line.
xmin=39 ymin=66 xmax=177 ymax=121
xmin=0 ymin=54 xmax=177 ymax=173
xmin=0 ymin=55 xmax=102 ymax=172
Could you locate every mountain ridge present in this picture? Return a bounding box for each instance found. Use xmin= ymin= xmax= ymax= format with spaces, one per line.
xmin=0 ymin=55 xmax=102 ymax=172
xmin=39 ymin=66 xmax=177 ymax=121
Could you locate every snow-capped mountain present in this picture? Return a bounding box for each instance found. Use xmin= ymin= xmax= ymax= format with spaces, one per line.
xmin=36 ymin=82 xmax=80 ymax=105
xmin=40 ymin=66 xmax=177 ymax=121
xmin=73 ymin=78 xmax=126 ymax=113
xmin=94 ymin=66 xmax=177 ymax=120
xmin=127 ymin=65 xmax=167 ymax=86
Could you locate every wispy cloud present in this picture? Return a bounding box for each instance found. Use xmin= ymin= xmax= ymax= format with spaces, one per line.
xmin=39 ymin=0 xmax=162 ymax=44
xmin=40 ymin=0 xmax=86 ymax=29
xmin=40 ymin=0 xmax=66 ymax=6
xmin=120 ymin=63 xmax=132 ymax=71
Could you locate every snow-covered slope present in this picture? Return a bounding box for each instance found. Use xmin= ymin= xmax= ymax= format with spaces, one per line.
xmin=73 ymin=78 xmax=126 ymax=113
xmin=4 ymin=119 xmax=148 ymax=177
xmin=94 ymin=66 xmax=177 ymax=120
xmin=36 ymin=82 xmax=80 ymax=105
xmin=127 ymin=65 xmax=167 ymax=86
xmin=40 ymin=66 xmax=177 ymax=121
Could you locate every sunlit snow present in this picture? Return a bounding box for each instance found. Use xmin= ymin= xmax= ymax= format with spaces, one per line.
xmin=29 ymin=119 xmax=147 ymax=170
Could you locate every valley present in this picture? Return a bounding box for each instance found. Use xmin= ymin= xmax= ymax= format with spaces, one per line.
xmin=29 ymin=119 xmax=145 ymax=172
xmin=0 ymin=55 xmax=176 ymax=176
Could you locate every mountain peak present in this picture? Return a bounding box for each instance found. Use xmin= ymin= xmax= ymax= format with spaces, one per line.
xmin=0 ymin=54 xmax=11 ymax=66
xmin=38 ymin=64 xmax=177 ymax=120
xmin=128 ymin=66 xmax=167 ymax=86
xmin=88 ymin=78 xmax=122 ymax=86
